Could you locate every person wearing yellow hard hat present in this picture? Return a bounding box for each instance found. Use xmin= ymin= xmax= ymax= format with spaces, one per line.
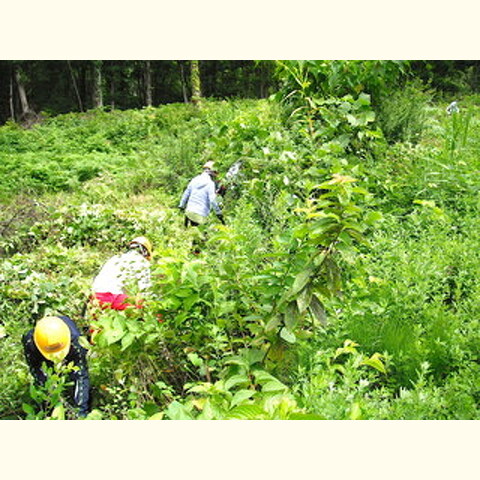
xmin=178 ymin=161 xmax=225 ymax=228
xmin=91 ymin=236 xmax=153 ymax=311
xmin=22 ymin=315 xmax=91 ymax=417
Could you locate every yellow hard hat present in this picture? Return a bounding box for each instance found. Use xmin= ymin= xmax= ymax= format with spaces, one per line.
xmin=129 ymin=236 xmax=153 ymax=260
xmin=34 ymin=316 xmax=71 ymax=362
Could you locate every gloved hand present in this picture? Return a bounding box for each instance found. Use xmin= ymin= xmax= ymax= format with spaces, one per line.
xmin=217 ymin=214 xmax=226 ymax=225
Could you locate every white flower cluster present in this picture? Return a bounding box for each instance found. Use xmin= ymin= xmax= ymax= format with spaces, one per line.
xmin=79 ymin=203 xmax=104 ymax=217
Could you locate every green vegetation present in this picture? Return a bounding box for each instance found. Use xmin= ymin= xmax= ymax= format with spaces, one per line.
xmin=1 ymin=61 xmax=479 ymax=420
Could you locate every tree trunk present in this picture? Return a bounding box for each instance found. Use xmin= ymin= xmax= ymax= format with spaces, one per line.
xmin=9 ymin=69 xmax=15 ymax=120
xmin=190 ymin=60 xmax=202 ymax=105
xmin=144 ymin=60 xmax=153 ymax=107
xmin=211 ymin=61 xmax=218 ymax=98
xmin=260 ymin=61 xmax=266 ymax=98
xmin=179 ymin=61 xmax=189 ymax=103
xmin=92 ymin=60 xmax=103 ymax=108
xmin=67 ymin=61 xmax=83 ymax=112
xmin=14 ymin=66 xmax=31 ymax=117
xmin=110 ymin=75 xmax=115 ymax=110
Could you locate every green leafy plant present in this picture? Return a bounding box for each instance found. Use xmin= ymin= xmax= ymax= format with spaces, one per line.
xmin=22 ymin=363 xmax=78 ymax=420
xmin=376 ymin=80 xmax=433 ymax=144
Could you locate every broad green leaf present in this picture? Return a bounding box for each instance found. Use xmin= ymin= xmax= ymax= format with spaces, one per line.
xmin=145 ymin=333 xmax=160 ymax=343
xmin=230 ymin=389 xmax=256 ymax=408
xmin=191 ymin=397 xmax=207 ymax=411
xmin=85 ymin=409 xmax=103 ymax=420
xmin=181 ymin=263 xmax=198 ymax=285
xmin=280 ymin=327 xmax=296 ymax=344
xmin=197 ymin=399 xmax=215 ymax=420
xmin=262 ymin=380 xmax=289 ymax=393
xmin=334 ymin=339 xmax=359 ymax=358
xmin=224 ymin=355 xmax=249 ymax=369
xmin=175 ymin=288 xmax=194 ymax=298
xmin=312 ymin=250 xmax=327 ymax=267
xmin=364 ymin=210 xmax=383 ymax=226
xmin=351 ymin=186 xmax=370 ymax=196
xmin=22 ymin=403 xmax=34 ymax=415
xmin=186 ymin=383 xmax=212 ymax=394
xmin=183 ymin=294 xmax=200 ymax=310
xmin=265 ymin=315 xmax=281 ymax=332
xmin=346 ymin=114 xmax=360 ymax=126
xmin=217 ymin=300 xmax=236 ymax=316
xmin=224 ymin=374 xmax=250 ymax=391
xmin=166 ymin=401 xmax=194 ymax=420
xmin=296 ymin=287 xmax=312 ymax=314
xmin=414 ymin=199 xmax=436 ymax=208
xmin=104 ymin=327 xmax=124 ymax=345
xmin=112 ymin=316 xmax=126 ymax=331
xmin=356 ymin=92 xmax=371 ymax=106
xmin=345 ymin=228 xmax=369 ymax=246
xmin=263 ymin=393 xmax=297 ymax=417
xmin=361 ymin=353 xmax=387 ymax=374
xmin=349 ymin=402 xmax=362 ymax=420
xmin=364 ymin=111 xmax=376 ymax=123
xmin=226 ymin=404 xmax=266 ymax=420
xmin=120 ymin=333 xmax=135 ymax=351
xmin=308 ymin=212 xmax=340 ymax=221
xmin=187 ymin=352 xmax=203 ymax=367
xmin=285 ymin=301 xmax=300 ymax=330
xmin=245 ymin=348 xmax=266 ymax=366
xmin=309 ymin=295 xmax=328 ymax=326
xmin=143 ymin=402 xmax=160 ymax=416
xmin=78 ymin=336 xmax=91 ymax=350
xmin=0 ymin=326 xmax=6 ymax=338
xmin=51 ymin=403 xmax=65 ymax=420
xmin=148 ymin=412 xmax=164 ymax=420
xmin=253 ymin=370 xmax=278 ymax=384
xmin=266 ymin=341 xmax=286 ymax=362
xmin=289 ymin=267 xmax=315 ymax=298
xmin=323 ymin=257 xmax=342 ymax=293
xmin=311 ymin=220 xmax=339 ymax=237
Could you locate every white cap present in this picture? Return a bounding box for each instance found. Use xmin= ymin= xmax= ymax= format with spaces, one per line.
xmin=203 ymin=161 xmax=215 ymax=170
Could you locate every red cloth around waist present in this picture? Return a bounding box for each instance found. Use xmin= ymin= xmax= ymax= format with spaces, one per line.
xmin=94 ymin=292 xmax=141 ymax=310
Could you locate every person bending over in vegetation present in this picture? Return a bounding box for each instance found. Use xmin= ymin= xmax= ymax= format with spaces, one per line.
xmin=91 ymin=236 xmax=153 ymax=311
xmin=178 ymin=161 xmax=225 ymax=227
xmin=22 ymin=315 xmax=91 ymax=418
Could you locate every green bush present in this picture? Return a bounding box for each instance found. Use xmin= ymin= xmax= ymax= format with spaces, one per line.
xmin=376 ymin=80 xmax=433 ymax=144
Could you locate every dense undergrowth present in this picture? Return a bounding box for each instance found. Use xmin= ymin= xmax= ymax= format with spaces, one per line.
xmin=0 ymin=88 xmax=479 ymax=419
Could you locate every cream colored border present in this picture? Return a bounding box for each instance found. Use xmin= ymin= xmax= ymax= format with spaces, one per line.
xmin=2 ymin=0 xmax=479 ymax=477
xmin=2 ymin=0 xmax=480 ymax=58
xmin=1 ymin=420 xmax=479 ymax=478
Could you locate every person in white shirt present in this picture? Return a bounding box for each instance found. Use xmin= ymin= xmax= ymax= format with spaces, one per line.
xmin=91 ymin=236 xmax=153 ymax=311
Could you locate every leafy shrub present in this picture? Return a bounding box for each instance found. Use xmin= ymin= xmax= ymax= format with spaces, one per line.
xmin=376 ymin=80 xmax=433 ymax=144
xmin=275 ymin=60 xmax=408 ymax=104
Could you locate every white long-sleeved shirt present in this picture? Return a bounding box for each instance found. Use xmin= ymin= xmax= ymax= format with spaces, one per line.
xmin=92 ymin=250 xmax=152 ymax=295
xmin=179 ymin=171 xmax=222 ymax=218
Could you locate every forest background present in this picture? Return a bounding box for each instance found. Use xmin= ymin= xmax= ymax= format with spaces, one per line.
xmin=2 ymin=60 xmax=480 ymax=126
